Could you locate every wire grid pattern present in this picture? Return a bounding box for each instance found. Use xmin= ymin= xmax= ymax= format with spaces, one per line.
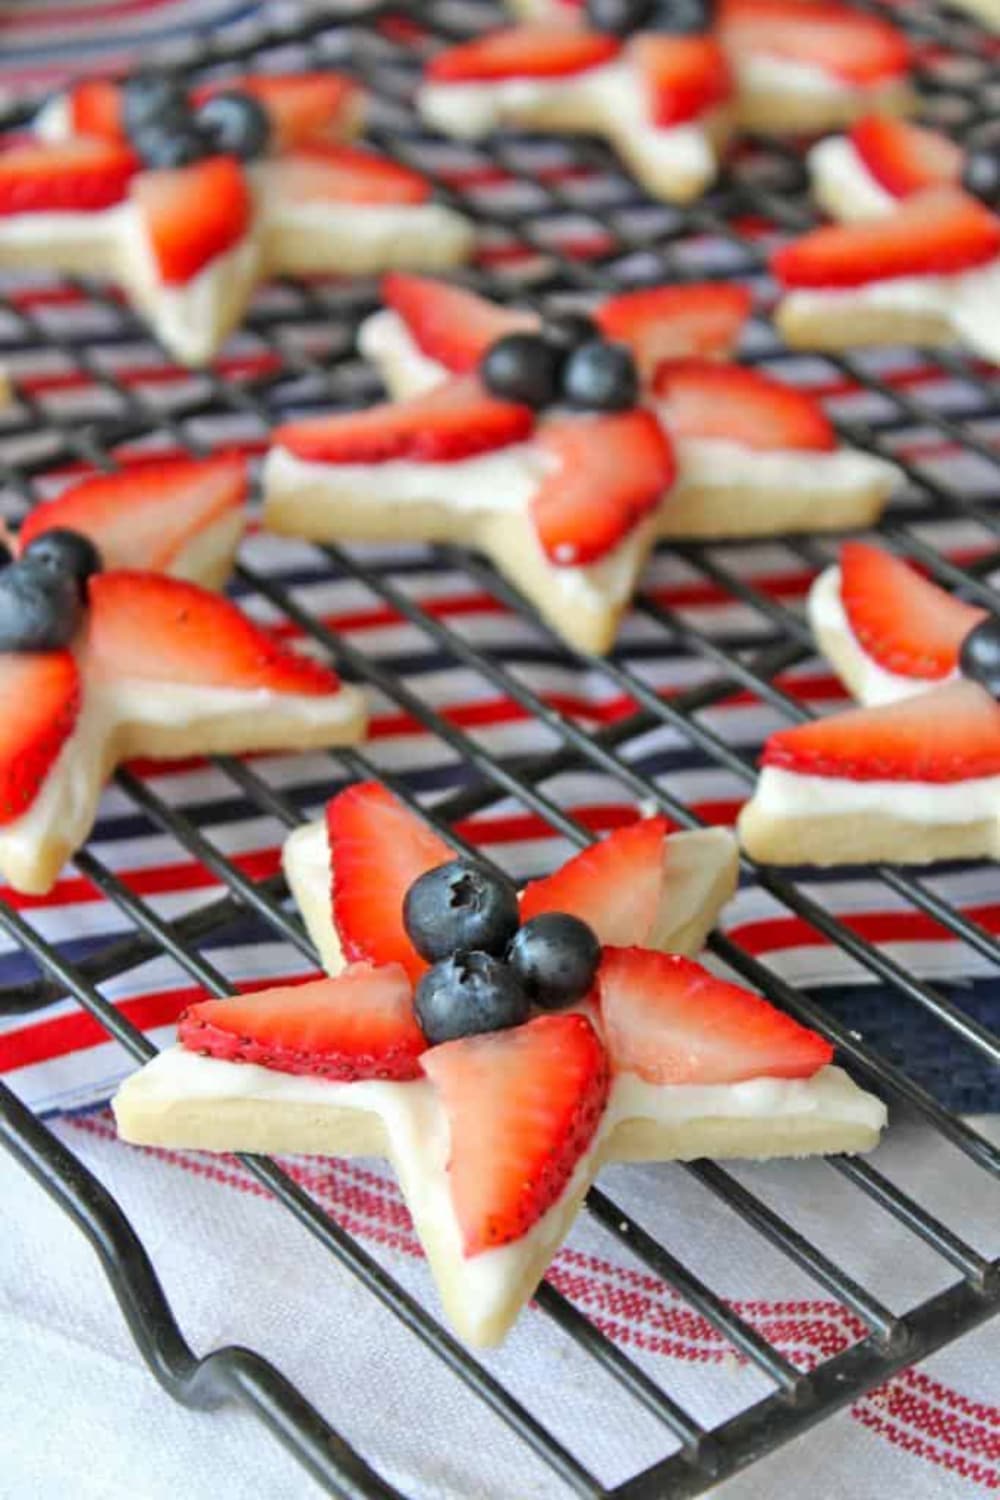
xmin=0 ymin=2 xmax=999 ymax=1495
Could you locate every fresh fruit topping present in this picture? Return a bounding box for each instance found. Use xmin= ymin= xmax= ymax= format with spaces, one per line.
xmin=543 ymin=311 xmax=600 ymax=352
xmin=326 ymin=781 xmax=452 ymax=982
xmin=521 ymin=817 xmax=671 ymax=945
xmin=561 ymin=340 xmax=640 ymax=411
xmin=635 ymin=35 xmax=733 ymax=127
xmin=508 ymin=913 xmax=601 ymax=1010
xmin=719 ymin=0 xmax=909 ymax=85
xmin=403 ymin=859 xmax=520 ymax=962
xmin=481 ymin=332 xmax=562 ymax=410
xmin=66 ymin=80 xmax=126 ymax=143
xmin=0 ymin=138 xmax=138 ymax=216
xmin=194 ymin=91 xmax=271 ymax=162
xmin=19 ymin=455 xmax=247 ymax=575
xmin=121 ymin=72 xmax=188 ymax=138
xmin=0 ymin=651 xmax=81 ymax=825
xmin=0 ymin=557 xmax=84 ymax=651
xmin=761 ymin=678 xmax=1000 ymax=782
xmin=179 ymin=963 xmax=426 ymax=1081
xmin=267 ymin=143 xmax=432 ymax=206
xmin=653 ymin=359 xmax=836 ymax=451
xmin=531 ymin=408 xmax=675 ymax=566
xmin=382 ymin=273 xmax=534 ymax=375
xmin=275 ymin=378 xmax=535 ymax=465
xmin=85 ymin=571 xmax=341 ymax=695
xmin=415 ymin=952 xmax=530 ymax=1045
xmin=959 ymin=617 xmax=1000 ymax=698
xmin=422 ymin=1013 xmax=609 ymax=1255
xmin=839 ymin=541 xmax=986 ymax=680
xmin=131 ymin=155 xmax=251 ymax=285
xmin=588 ymin=0 xmax=656 ymax=30
xmin=427 ymin=27 xmax=622 ymax=84
xmin=772 ymin=187 xmax=1000 ymax=289
xmin=218 ymin=72 xmax=362 ymax=150
xmin=850 ymin=115 xmax=961 ymax=201
xmin=597 ymin=947 xmax=833 ymax=1084
xmin=22 ymin=528 xmax=102 ymax=599
xmin=962 ymin=129 xmax=1000 ymax=210
xmin=131 ymin=116 xmax=209 ymax=171
xmin=597 ymin=282 xmax=751 ymax=372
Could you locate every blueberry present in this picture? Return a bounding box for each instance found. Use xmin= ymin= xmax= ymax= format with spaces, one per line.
xmin=480 ymin=332 xmax=562 ymax=409
xmin=959 ymin=616 xmax=1000 ymax=697
xmin=0 ymin=539 xmax=13 ymax=570
xmin=543 ymin=311 xmax=600 ymax=353
xmin=649 ymin=0 xmax=714 ymax=31
xmin=132 ymin=117 xmax=210 ymax=169
xmin=508 ymin=913 xmax=601 ymax=1010
xmin=962 ymin=146 xmax=1000 ymax=210
xmin=404 ymin=859 xmax=520 ymax=962
xmin=121 ymin=73 xmax=189 ymax=137
xmin=415 ymin=952 xmax=529 ymax=1044
xmin=23 ymin=528 xmax=102 ymax=596
xmin=561 ymin=339 xmax=639 ymax=411
xmin=0 ymin=558 xmax=83 ymax=651
xmin=586 ymin=0 xmax=655 ymax=32
xmin=194 ymin=91 xmax=271 ymax=162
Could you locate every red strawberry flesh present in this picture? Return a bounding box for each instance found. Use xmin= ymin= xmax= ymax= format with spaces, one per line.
xmin=850 ymin=115 xmax=962 ymax=200
xmin=653 ymin=359 xmax=836 ymax=452
xmin=193 ymin=72 xmax=362 ymax=150
xmin=0 ymin=651 xmax=81 ymax=825
xmin=271 ymin=143 xmax=432 ymax=205
xmin=67 ymin=80 xmax=126 ymax=144
xmin=596 ymin=282 xmax=751 ymax=373
xmin=427 ymin=27 xmax=621 ymax=84
xmin=839 ymin=540 xmax=986 ymax=680
xmin=131 ymin=156 xmax=252 ymax=285
xmin=0 ymin=138 xmax=138 ymax=215
xmin=520 ymin=817 xmax=671 ymax=946
xmin=635 ymin=35 xmax=733 ymax=127
xmin=383 ymin=272 xmax=536 ymax=375
xmin=720 ymin=0 xmax=909 ymax=85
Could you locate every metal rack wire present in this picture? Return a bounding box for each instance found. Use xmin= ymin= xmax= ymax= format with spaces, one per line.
xmin=1 ymin=3 xmax=999 ymax=1495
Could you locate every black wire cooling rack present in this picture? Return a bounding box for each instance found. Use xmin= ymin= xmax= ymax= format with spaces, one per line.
xmin=1 ymin=3 xmax=1000 ymax=1496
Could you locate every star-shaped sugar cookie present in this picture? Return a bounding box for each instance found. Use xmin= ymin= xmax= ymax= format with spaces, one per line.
xmin=115 ymin=781 xmax=885 ymax=1346
xmin=0 ymin=71 xmax=473 ymax=367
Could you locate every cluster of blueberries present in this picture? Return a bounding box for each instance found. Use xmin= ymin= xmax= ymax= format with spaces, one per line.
xmin=960 ymin=616 xmax=1000 ymax=697
xmin=120 ymin=72 xmax=271 ymax=170
xmin=586 ymin=0 xmax=713 ymax=36
xmin=403 ymin=860 xmax=601 ymax=1044
xmin=963 ymin=127 xmax=1000 ymax=209
xmin=0 ymin=529 xmax=101 ymax=651
xmin=480 ymin=311 xmax=640 ymax=413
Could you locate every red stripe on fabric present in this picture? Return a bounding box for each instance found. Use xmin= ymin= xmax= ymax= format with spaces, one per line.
xmin=729 ymin=905 xmax=1000 ymax=956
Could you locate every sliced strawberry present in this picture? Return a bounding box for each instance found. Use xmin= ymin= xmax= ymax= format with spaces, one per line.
xmin=719 ymin=0 xmax=909 ymax=85
xmin=422 ymin=1013 xmax=609 ymax=1255
xmin=634 ymin=35 xmax=733 ymax=128
xmin=194 ymin=72 xmax=362 ymax=150
xmin=772 ymin=188 xmax=1000 ymax=288
xmin=850 ymin=115 xmax=962 ymax=201
xmin=325 ymin=781 xmax=452 ymax=983
xmin=85 ymin=571 xmax=341 ymax=695
xmin=275 ymin=377 xmax=534 ymax=465
xmin=0 ymin=138 xmax=138 ymax=216
xmin=131 ymin=156 xmax=251 ymax=285
xmin=597 ymin=283 xmax=751 ymax=374
xmin=761 ymin=678 xmax=1000 ymax=782
xmin=532 ymin=409 xmax=675 ymax=566
xmin=839 ymin=541 xmax=987 ymax=680
xmin=266 ymin=143 xmax=431 ymax=206
xmin=597 ymin=947 xmax=832 ymax=1085
xmin=19 ymin=455 xmax=247 ymax=575
xmin=427 ymin=26 xmax=621 ymax=83
xmin=65 ymin=80 xmax=126 ymax=143
xmin=520 ymin=817 xmax=672 ymax=946
xmin=653 ymin=359 xmax=836 ymax=452
xmin=179 ymin=963 xmax=425 ymax=1081
xmin=0 ymin=652 xmax=80 ymax=826
xmin=383 ymin=273 xmax=535 ymax=375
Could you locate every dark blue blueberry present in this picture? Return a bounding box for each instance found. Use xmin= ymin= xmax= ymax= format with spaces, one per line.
xmin=23 ymin=528 xmax=102 ymax=597
xmin=0 ymin=558 xmax=83 ymax=651
xmin=649 ymin=0 xmax=714 ymax=31
xmin=962 ymin=146 xmax=1000 ymax=211
xmin=561 ymin=339 xmax=639 ymax=410
xmin=0 ymin=539 xmax=13 ymax=570
xmin=132 ymin=117 xmax=209 ymax=169
xmin=414 ymin=952 xmax=529 ymax=1044
xmin=586 ymin=0 xmax=655 ymax=32
xmin=480 ymin=332 xmax=562 ymax=410
xmin=194 ymin=91 xmax=271 ymax=162
xmin=543 ymin=311 xmax=600 ymax=354
xmin=121 ymin=73 xmax=189 ymax=137
xmin=959 ymin=616 xmax=1000 ymax=697
xmin=403 ymin=859 xmax=520 ymax=962
xmin=507 ymin=913 xmax=601 ymax=1010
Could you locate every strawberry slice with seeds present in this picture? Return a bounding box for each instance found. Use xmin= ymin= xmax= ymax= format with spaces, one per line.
xmin=520 ymin=817 xmax=672 ymax=946
xmin=0 ymin=137 xmax=138 ymax=215
xmin=19 ymin=455 xmax=247 ymax=576
xmin=194 ymin=73 xmax=362 ymax=150
xmin=0 ymin=652 xmax=80 ymax=826
xmin=65 ymin=80 xmax=126 ymax=143
xmin=383 ymin=272 xmax=535 ymax=375
xmin=265 ymin=143 xmax=432 ymax=206
xmin=772 ymin=187 xmax=1000 ymax=288
xmin=275 ymin=377 xmax=534 ymax=465
xmin=761 ymin=678 xmax=1000 ymax=782
xmin=131 ymin=156 xmax=251 ymax=285
xmin=422 ymin=1013 xmax=609 ymax=1255
xmin=850 ymin=115 xmax=962 ymax=200
xmin=598 ymin=947 xmax=832 ymax=1085
xmin=427 ymin=26 xmax=621 ymax=83
xmin=597 ymin=283 xmax=751 ymax=374
xmin=634 ymin=35 xmax=733 ymax=128
xmin=653 ymin=359 xmax=836 ymax=452
xmin=839 ymin=541 xmax=987 ymax=681
xmin=532 ymin=409 xmax=675 ymax=566
xmin=719 ymin=0 xmax=909 ymax=85
xmin=85 ymin=571 xmax=341 ymax=695
xmin=179 ymin=963 xmax=425 ymax=1081
xmin=326 ymin=781 xmax=452 ymax=982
